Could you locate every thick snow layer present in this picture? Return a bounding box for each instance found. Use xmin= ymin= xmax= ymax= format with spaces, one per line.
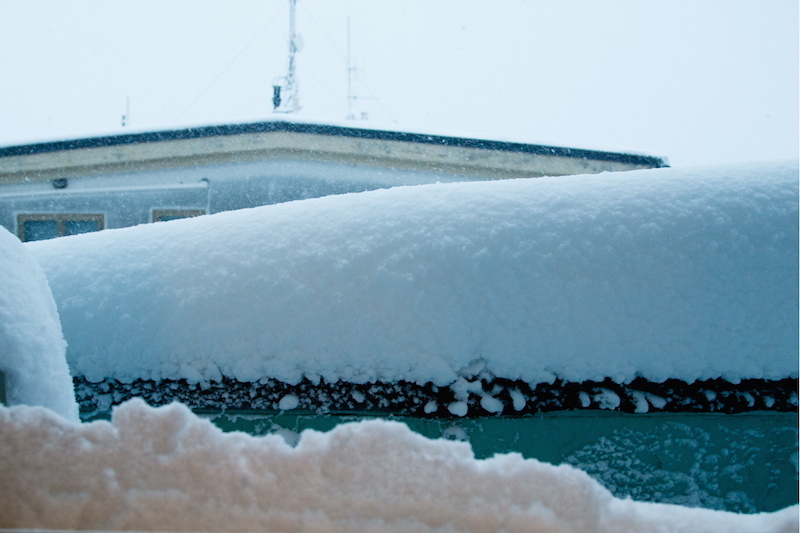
xmin=28 ymin=161 xmax=799 ymax=386
xmin=0 ymin=400 xmax=795 ymax=533
xmin=0 ymin=227 xmax=78 ymax=421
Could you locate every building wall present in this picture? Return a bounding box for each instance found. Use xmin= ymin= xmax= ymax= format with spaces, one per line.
xmin=0 ymin=123 xmax=668 ymax=241
xmin=0 ymin=158 xmax=477 ymax=240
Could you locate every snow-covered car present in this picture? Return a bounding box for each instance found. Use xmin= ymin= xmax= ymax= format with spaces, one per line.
xmin=2 ymin=160 xmax=797 ymax=523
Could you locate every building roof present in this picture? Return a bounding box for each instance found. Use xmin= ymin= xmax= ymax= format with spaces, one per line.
xmin=0 ymin=120 xmax=668 ymax=185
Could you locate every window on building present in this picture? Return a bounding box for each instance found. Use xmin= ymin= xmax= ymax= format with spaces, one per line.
xmin=17 ymin=214 xmax=104 ymax=242
xmin=151 ymin=209 xmax=206 ymax=222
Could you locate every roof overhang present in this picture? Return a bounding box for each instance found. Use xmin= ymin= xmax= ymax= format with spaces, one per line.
xmin=0 ymin=121 xmax=668 ymax=185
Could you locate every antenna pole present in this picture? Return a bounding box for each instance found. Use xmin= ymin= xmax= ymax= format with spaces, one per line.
xmin=347 ymin=17 xmax=355 ymax=119
xmin=121 ymin=97 xmax=130 ymax=127
xmin=287 ymin=0 xmax=297 ymax=103
xmin=273 ymin=0 xmax=300 ymax=113
xmin=345 ymin=18 xmax=368 ymax=120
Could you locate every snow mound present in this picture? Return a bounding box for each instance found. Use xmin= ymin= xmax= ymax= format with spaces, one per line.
xmin=0 ymin=227 xmax=78 ymax=421
xmin=28 ymin=161 xmax=799 ymax=386
xmin=0 ymin=399 xmax=795 ymax=532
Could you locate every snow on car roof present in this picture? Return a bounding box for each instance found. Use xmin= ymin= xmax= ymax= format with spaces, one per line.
xmin=26 ymin=160 xmax=798 ymax=388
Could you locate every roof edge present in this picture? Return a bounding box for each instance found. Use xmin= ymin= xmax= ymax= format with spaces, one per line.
xmin=0 ymin=121 xmax=669 ymax=168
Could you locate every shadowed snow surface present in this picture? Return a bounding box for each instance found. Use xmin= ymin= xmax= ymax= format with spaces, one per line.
xmin=0 ymin=227 xmax=78 ymax=420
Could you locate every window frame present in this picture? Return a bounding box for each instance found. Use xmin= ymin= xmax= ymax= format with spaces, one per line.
xmin=16 ymin=213 xmax=105 ymax=242
xmin=151 ymin=209 xmax=206 ymax=223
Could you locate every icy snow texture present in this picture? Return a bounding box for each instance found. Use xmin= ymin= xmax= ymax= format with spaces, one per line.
xmin=0 ymin=400 xmax=795 ymax=533
xmin=564 ymin=421 xmax=798 ymax=513
xmin=0 ymin=227 xmax=78 ymax=421
xmin=27 ymin=161 xmax=799 ymax=386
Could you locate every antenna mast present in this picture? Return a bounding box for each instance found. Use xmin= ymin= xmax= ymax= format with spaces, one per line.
xmin=346 ymin=17 xmax=355 ymax=119
xmin=345 ymin=18 xmax=368 ymax=121
xmin=273 ymin=0 xmax=300 ymax=113
xmin=121 ymin=97 xmax=130 ymax=127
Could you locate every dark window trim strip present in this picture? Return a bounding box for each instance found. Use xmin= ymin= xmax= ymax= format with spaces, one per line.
xmin=74 ymin=376 xmax=797 ymax=419
xmin=0 ymin=121 xmax=668 ymax=168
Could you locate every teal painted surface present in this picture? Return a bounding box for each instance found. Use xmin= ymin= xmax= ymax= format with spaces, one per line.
xmin=206 ymin=410 xmax=798 ymax=514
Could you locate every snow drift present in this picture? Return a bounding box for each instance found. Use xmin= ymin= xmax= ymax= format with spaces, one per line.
xmin=0 ymin=400 xmax=795 ymax=533
xmin=27 ymin=161 xmax=799 ymax=386
xmin=0 ymin=226 xmax=78 ymax=420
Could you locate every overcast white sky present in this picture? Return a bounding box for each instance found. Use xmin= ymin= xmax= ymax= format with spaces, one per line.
xmin=0 ymin=0 xmax=797 ymax=167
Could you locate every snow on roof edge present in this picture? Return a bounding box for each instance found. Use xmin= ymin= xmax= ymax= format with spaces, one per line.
xmin=0 ymin=117 xmax=668 ymax=168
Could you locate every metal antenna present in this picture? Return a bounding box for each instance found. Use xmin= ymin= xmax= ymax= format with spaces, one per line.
xmin=346 ymin=18 xmax=368 ymax=121
xmin=346 ymin=17 xmax=355 ymax=119
xmin=273 ymin=0 xmax=300 ymax=113
xmin=121 ymin=97 xmax=130 ymax=127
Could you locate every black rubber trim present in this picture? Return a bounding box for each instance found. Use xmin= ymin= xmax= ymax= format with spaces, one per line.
xmin=74 ymin=376 xmax=797 ymax=419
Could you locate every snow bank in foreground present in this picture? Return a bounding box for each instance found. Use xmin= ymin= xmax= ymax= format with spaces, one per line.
xmin=28 ymin=161 xmax=799 ymax=386
xmin=0 ymin=227 xmax=77 ymax=421
xmin=0 ymin=400 xmax=795 ymax=533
